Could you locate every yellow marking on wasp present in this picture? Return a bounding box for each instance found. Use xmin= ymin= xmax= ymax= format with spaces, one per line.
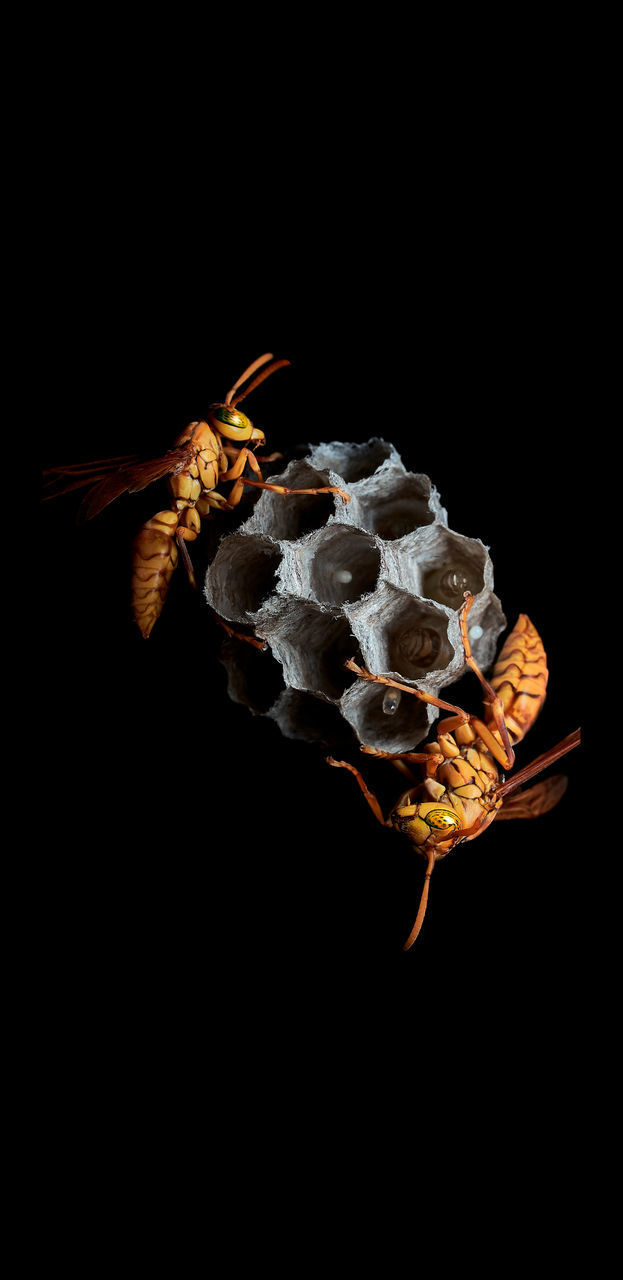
xmin=425 ymin=808 xmax=461 ymax=832
xmin=453 ymin=784 xmax=482 ymax=800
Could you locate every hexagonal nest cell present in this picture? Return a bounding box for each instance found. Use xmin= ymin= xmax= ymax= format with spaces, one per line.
xmin=206 ymin=438 xmax=506 ymax=753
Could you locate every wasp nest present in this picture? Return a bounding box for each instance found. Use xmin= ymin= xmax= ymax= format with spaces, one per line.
xmin=206 ymin=440 xmax=506 ymax=753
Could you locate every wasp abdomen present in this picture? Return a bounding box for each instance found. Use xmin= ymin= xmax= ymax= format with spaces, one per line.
xmin=131 ymin=510 xmax=180 ymax=639
xmin=488 ymin=613 xmax=548 ymax=743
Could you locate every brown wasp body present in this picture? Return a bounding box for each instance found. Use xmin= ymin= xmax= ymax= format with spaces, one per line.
xmin=329 ymin=594 xmax=581 ymax=949
xmin=43 ymin=354 xmax=349 ymax=638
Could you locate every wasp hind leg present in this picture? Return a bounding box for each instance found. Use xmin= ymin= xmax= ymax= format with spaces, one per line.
xmin=175 ymin=528 xmax=198 ymax=590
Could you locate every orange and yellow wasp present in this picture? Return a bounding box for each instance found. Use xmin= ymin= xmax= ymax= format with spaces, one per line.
xmin=328 ymin=593 xmax=581 ymax=949
xmin=43 ymin=353 xmax=349 ymax=639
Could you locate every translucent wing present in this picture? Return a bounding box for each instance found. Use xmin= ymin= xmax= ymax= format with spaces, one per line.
xmin=496 ymin=774 xmax=568 ymax=821
xmin=42 ymin=443 xmax=197 ymax=522
xmin=42 ymin=454 xmax=141 ymax=500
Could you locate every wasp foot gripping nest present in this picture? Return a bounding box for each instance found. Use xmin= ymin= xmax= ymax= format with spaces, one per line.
xmin=205 ymin=439 xmax=506 ymax=753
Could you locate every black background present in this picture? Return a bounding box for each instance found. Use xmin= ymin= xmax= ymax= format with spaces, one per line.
xmin=23 ymin=28 xmax=611 ymax=1248
xmin=33 ymin=102 xmax=596 ymax=1092
xmin=38 ymin=273 xmax=586 ymax=1003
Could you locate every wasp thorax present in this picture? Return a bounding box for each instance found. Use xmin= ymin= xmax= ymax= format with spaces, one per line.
xmin=209 ymin=405 xmax=254 ymax=440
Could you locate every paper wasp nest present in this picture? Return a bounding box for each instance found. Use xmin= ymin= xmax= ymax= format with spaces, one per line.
xmin=206 ymin=440 xmax=506 ymax=753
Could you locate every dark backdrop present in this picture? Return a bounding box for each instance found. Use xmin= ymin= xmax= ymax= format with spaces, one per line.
xmin=37 ymin=219 xmax=587 ymax=1043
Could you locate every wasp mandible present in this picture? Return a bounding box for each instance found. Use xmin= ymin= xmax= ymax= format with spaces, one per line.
xmin=43 ymin=353 xmax=350 ymax=638
xmin=328 ymin=593 xmax=581 ymax=949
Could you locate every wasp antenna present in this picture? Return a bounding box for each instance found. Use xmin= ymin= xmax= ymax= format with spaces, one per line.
xmin=224 ymin=353 xmax=276 ymax=405
xmin=230 ymin=358 xmax=291 ymax=408
xmin=402 ymin=848 xmax=436 ymax=951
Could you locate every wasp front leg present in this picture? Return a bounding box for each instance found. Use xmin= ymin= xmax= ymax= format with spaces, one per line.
xmin=196 ymin=490 xmax=230 ymax=516
xmin=239 ymin=478 xmax=351 ymax=504
xmin=345 ymin=658 xmax=515 ymax=771
xmin=216 ymin=437 xmax=352 ymax=509
xmin=326 ymin=757 xmax=389 ymax=827
xmin=360 ymin=744 xmax=444 ymax=782
xmin=221 ymin=444 xmax=266 ymax=507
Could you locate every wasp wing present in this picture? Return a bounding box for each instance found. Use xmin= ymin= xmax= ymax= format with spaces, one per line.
xmin=496 ymin=774 xmax=568 ymax=821
xmin=43 ymin=444 xmax=197 ymax=522
xmin=77 ymin=448 xmax=197 ymax=522
xmin=41 ymin=455 xmax=144 ymax=503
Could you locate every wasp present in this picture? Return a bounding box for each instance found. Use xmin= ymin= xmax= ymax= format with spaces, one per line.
xmin=328 ymin=593 xmax=581 ymax=949
xmin=43 ymin=353 xmax=349 ymax=638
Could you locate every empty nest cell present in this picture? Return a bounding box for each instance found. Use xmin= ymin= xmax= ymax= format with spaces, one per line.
xmin=206 ymin=534 xmax=282 ymax=623
xmin=218 ymin=638 xmax=286 ymax=715
xmin=356 ymin=472 xmax=435 ymax=540
xmin=308 ymin=439 xmax=394 ymax=483
xmin=271 ymin=690 xmax=358 ymax=749
xmin=268 ymin=603 xmax=360 ymax=701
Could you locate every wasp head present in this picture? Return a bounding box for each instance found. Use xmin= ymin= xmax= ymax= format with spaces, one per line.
xmin=391 ymin=797 xmax=463 ymax=861
xmin=208 ymin=404 xmax=259 ymax=443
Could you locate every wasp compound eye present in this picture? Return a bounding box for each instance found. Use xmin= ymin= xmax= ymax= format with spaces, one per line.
xmin=211 ymin=406 xmax=253 ymax=439
xmin=424 ymin=808 xmax=461 ymax=833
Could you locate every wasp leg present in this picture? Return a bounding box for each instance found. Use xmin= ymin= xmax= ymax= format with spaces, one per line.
xmin=214 ymin=614 xmax=268 ymax=651
xmin=390 ymin=759 xmax=418 ymax=782
xmin=175 ymin=530 xmax=197 ymax=590
xmin=345 ymin=658 xmax=514 ymax=772
xmin=360 ymin=744 xmax=444 ymax=781
xmin=221 ymin=446 xmax=264 ymax=485
xmin=238 ymin=478 xmax=350 ymax=503
xmin=221 ymin=444 xmax=284 ymax=466
xmin=345 ymin=660 xmax=470 ymax=718
xmin=458 ymin=593 xmax=515 ymax=769
xmin=360 ymin=745 xmax=443 ymax=764
xmin=174 ymin=511 xmax=201 ymax=591
xmin=197 ymin=490 xmax=230 ymax=516
xmin=326 ymin=758 xmax=389 ymax=827
xmin=220 ymin=443 xmax=271 ymax=507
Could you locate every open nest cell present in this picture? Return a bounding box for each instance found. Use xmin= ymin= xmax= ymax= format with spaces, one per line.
xmin=205 ymin=438 xmax=506 ymax=751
